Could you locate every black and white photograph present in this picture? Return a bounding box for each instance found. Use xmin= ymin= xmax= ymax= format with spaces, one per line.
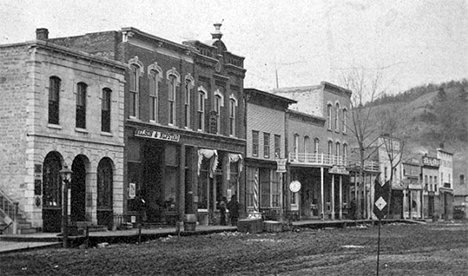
xmin=0 ymin=0 xmax=467 ymax=275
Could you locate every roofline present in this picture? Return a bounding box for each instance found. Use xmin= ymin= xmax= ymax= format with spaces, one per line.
xmin=0 ymin=40 xmax=128 ymax=69
xmin=121 ymin=27 xmax=190 ymax=52
xmin=286 ymin=109 xmax=326 ymax=122
xmin=245 ymin=88 xmax=297 ymax=104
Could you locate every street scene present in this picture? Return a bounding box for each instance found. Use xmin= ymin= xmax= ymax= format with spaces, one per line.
xmin=1 ymin=222 xmax=468 ymax=275
xmin=0 ymin=1 xmax=467 ymax=275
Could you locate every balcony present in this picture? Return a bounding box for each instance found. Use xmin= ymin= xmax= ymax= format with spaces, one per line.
xmin=288 ymin=153 xmax=347 ymax=167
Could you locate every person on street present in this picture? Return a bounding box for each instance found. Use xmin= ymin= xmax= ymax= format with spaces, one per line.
xmin=227 ymin=195 xmax=240 ymax=226
xmin=219 ymin=196 xmax=227 ymax=226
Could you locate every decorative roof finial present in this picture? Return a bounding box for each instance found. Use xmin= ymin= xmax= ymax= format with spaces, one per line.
xmin=211 ymin=21 xmax=223 ymax=40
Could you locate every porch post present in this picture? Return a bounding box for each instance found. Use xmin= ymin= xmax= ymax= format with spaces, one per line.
xmin=178 ymin=145 xmax=186 ymax=221
xmin=331 ymin=174 xmax=335 ymax=220
xmin=320 ymin=167 xmax=324 ymax=220
xmin=339 ymin=175 xmax=343 ymax=220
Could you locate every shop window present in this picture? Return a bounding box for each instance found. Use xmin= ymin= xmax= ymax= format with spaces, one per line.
xmin=76 ymin=82 xmax=87 ymax=129
xmin=48 ymin=76 xmax=60 ymax=125
xmin=101 ymin=88 xmax=111 ymax=132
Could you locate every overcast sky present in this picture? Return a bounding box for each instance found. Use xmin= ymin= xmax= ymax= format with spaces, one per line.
xmin=1 ymin=0 xmax=467 ymax=94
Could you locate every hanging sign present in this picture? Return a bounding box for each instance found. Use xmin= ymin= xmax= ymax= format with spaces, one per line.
xmin=276 ymin=158 xmax=287 ymax=173
xmin=329 ymin=165 xmax=349 ymax=175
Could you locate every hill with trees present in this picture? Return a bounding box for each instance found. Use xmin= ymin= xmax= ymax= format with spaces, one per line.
xmin=367 ymin=79 xmax=467 ymax=183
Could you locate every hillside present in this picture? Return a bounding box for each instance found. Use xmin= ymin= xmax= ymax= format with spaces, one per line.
xmin=365 ymin=80 xmax=467 ymax=184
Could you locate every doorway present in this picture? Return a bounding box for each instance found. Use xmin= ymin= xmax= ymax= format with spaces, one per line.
xmin=71 ymin=155 xmax=87 ymax=222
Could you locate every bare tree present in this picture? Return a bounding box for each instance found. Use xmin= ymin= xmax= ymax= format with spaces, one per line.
xmin=340 ymin=66 xmax=385 ymax=219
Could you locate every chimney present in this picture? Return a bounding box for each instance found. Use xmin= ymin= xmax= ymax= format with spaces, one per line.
xmin=36 ymin=28 xmax=49 ymax=40
xmin=439 ymin=142 xmax=444 ymax=149
xmin=211 ymin=23 xmax=223 ymax=40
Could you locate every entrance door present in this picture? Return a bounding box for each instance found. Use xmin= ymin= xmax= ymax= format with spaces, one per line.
xmin=428 ymin=195 xmax=435 ymax=218
xmin=71 ymin=156 xmax=87 ymax=222
xmin=42 ymin=152 xmax=63 ymax=232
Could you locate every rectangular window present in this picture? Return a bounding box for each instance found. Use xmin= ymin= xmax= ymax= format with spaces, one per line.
xmin=197 ymin=91 xmax=205 ymax=131
xmin=76 ymin=83 xmax=87 ymax=129
xmin=129 ymin=64 xmax=139 ymax=118
xmin=263 ymin=132 xmax=270 ymax=158
xmin=252 ymin=131 xmax=259 ymax=157
xmin=274 ymin=135 xmax=281 ymax=158
xmin=48 ymin=77 xmax=60 ymax=124
xmin=149 ymin=70 xmax=159 ymax=122
xmin=229 ymin=99 xmax=236 ymax=136
xmin=101 ymin=88 xmax=111 ymax=132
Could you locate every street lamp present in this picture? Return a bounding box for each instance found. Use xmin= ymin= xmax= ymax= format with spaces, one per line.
xmin=59 ymin=164 xmax=73 ymax=248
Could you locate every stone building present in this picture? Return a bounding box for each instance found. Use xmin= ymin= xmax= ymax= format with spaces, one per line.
xmin=48 ymin=24 xmax=246 ymax=226
xmin=0 ymin=30 xmax=126 ymax=233
xmin=244 ymin=88 xmax=296 ymax=219
xmin=273 ymin=82 xmax=352 ymax=220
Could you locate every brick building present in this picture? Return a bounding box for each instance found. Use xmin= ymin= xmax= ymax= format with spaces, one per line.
xmin=48 ymin=24 xmax=246 ymax=226
xmin=0 ymin=30 xmax=126 ymax=233
xmin=272 ymin=82 xmax=352 ymax=220
xmin=244 ymin=88 xmax=296 ymax=219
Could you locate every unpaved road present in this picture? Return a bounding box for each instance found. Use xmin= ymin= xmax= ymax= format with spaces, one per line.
xmin=1 ymin=222 xmax=467 ymax=275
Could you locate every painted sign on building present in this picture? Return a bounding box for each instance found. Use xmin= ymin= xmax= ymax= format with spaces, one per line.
xmin=329 ymin=165 xmax=349 ymax=175
xmin=422 ymin=156 xmax=440 ymax=167
xmin=134 ymin=129 xmax=180 ymax=142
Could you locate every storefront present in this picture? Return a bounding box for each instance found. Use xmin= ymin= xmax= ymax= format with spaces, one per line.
xmin=125 ymin=125 xmax=244 ymax=226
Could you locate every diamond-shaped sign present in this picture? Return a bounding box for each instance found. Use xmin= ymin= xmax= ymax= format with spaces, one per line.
xmin=375 ymin=197 xmax=387 ymax=211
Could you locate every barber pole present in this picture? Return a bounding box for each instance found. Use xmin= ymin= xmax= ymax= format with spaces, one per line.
xmin=254 ymin=170 xmax=259 ymax=212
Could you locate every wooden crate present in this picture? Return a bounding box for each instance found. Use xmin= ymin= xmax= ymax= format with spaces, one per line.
xmin=237 ymin=218 xmax=263 ymax=233
xmin=263 ymin=220 xmax=282 ymax=232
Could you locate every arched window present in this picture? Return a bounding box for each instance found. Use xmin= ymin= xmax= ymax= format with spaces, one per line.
xmin=229 ymin=95 xmax=237 ymax=136
xmin=101 ymin=88 xmax=112 ymax=132
xmin=343 ymin=143 xmax=348 ymax=160
xmin=342 ymin=108 xmax=348 ymax=133
xmin=304 ymin=136 xmax=310 ymax=155
xmin=197 ymin=86 xmax=207 ymax=131
xmin=314 ymin=138 xmax=320 ymax=154
xmin=294 ymin=134 xmax=300 ymax=157
xmin=148 ymin=66 xmax=161 ymax=122
xmin=327 ymin=104 xmax=332 ymax=130
xmin=328 ymin=140 xmax=333 ymax=156
xmin=214 ymin=90 xmax=224 ymax=134
xmin=76 ymin=82 xmax=87 ymax=129
xmin=48 ymin=76 xmax=61 ymax=125
xmin=184 ymin=74 xmax=194 ymax=128
xmin=335 ymin=103 xmax=340 ymax=131
xmin=129 ymin=62 xmax=142 ymax=118
xmin=336 ymin=142 xmax=341 ymax=157
xmin=167 ymin=68 xmax=181 ymax=125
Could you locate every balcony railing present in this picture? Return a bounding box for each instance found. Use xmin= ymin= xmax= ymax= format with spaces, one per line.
xmin=288 ymin=153 xmax=347 ymax=167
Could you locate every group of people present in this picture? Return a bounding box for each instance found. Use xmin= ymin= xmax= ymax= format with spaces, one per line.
xmin=219 ymin=195 xmax=239 ymax=226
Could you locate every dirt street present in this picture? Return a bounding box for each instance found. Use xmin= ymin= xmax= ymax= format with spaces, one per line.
xmin=0 ymin=222 xmax=467 ymax=275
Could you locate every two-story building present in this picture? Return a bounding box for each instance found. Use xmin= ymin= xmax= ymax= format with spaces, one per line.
xmin=44 ymin=24 xmax=247 ymax=226
xmin=421 ymin=153 xmax=441 ymax=219
xmin=244 ymin=88 xmax=296 ymax=220
xmin=437 ymin=145 xmax=454 ymax=220
xmin=0 ymin=29 xmax=126 ymax=233
xmin=402 ymin=158 xmax=423 ymax=219
xmin=272 ymin=82 xmax=352 ymax=220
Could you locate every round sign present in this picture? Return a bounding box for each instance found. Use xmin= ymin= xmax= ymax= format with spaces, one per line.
xmin=289 ymin=181 xmax=301 ymax=193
